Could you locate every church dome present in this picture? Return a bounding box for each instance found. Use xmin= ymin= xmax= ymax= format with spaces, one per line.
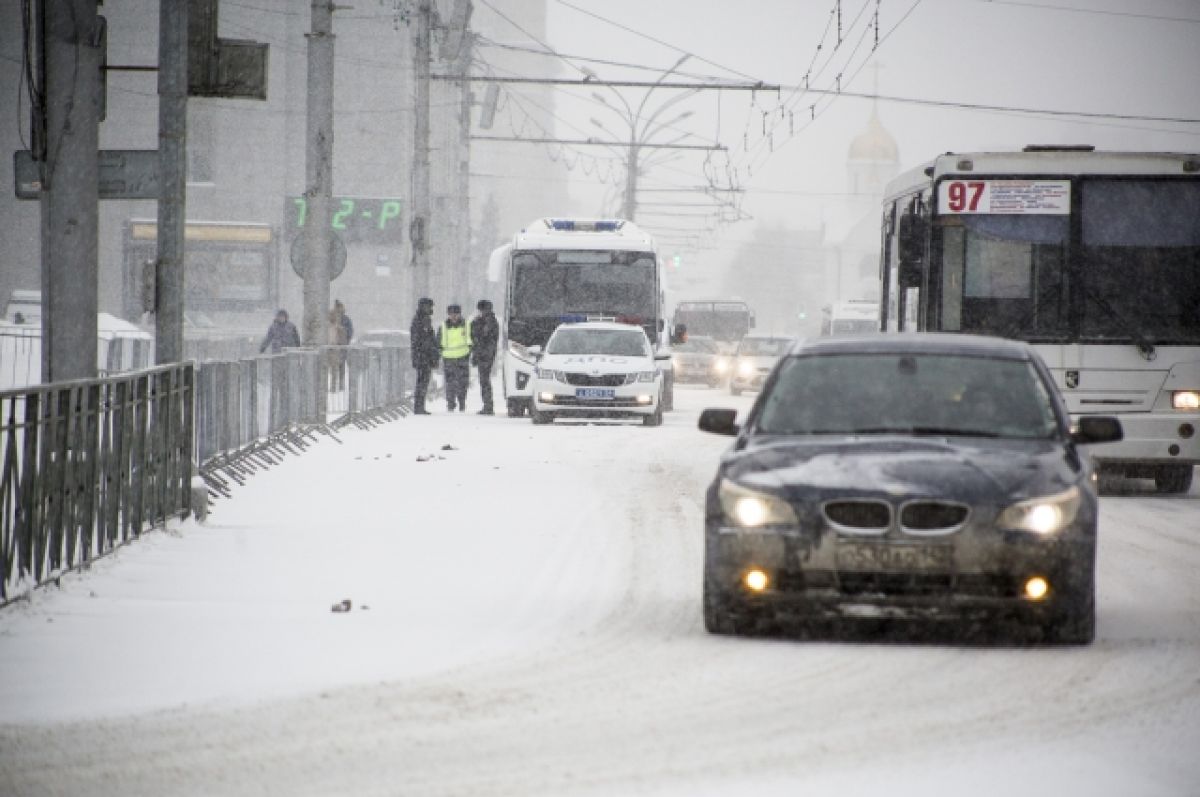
xmin=848 ymin=109 xmax=898 ymax=163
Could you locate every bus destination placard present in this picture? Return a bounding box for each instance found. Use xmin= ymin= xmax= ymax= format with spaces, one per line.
xmin=938 ymin=179 xmax=1070 ymax=215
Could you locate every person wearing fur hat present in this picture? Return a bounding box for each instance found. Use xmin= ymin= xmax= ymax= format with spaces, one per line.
xmin=470 ymin=299 xmax=500 ymax=415
xmin=409 ymin=297 xmax=439 ymax=414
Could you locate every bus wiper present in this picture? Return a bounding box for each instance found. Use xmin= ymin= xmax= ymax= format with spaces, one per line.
xmin=908 ymin=426 xmax=1001 ymax=438
xmin=1081 ymin=286 xmax=1157 ymax=361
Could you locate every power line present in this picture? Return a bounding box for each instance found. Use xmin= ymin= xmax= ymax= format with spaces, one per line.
xmin=474 ymin=37 xmax=735 ymax=83
xmin=770 ymin=87 xmax=1200 ymax=125
xmin=434 ymin=75 xmax=777 ymax=91
xmin=472 ymin=135 xmax=726 ymax=151
xmin=972 ymin=0 xmax=1200 ymax=24
xmin=553 ymin=0 xmax=764 ymax=83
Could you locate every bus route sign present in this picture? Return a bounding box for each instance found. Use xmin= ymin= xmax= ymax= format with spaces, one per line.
xmin=938 ymin=179 xmax=1070 ymax=215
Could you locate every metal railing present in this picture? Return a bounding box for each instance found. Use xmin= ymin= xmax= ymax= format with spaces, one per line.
xmin=2 ymin=344 xmax=411 ymax=602
xmin=1 ymin=365 xmax=194 ymax=600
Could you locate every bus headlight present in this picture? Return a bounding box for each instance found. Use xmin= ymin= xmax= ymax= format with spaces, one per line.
xmin=718 ymin=479 xmax=798 ymax=528
xmin=997 ymin=486 xmax=1081 ymax=534
xmin=1172 ymin=391 xmax=1200 ymax=410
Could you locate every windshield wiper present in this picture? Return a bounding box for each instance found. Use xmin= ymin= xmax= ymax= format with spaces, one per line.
xmin=908 ymin=426 xmax=1000 ymax=438
xmin=1081 ymin=286 xmax=1157 ymax=361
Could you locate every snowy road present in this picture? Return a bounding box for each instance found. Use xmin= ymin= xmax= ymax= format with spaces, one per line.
xmin=2 ymin=384 xmax=1199 ymax=796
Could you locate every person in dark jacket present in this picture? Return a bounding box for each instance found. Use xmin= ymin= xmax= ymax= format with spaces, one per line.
xmin=409 ymin=297 xmax=439 ymax=415
xmin=470 ymin=299 xmax=500 ymax=415
xmin=260 ymin=309 xmax=301 ymax=354
xmin=334 ymin=299 xmax=353 ymax=343
xmin=438 ymin=304 xmax=472 ymax=412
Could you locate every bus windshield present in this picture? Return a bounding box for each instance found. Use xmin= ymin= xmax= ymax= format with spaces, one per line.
xmin=674 ymin=302 xmax=751 ymax=342
xmin=511 ymin=253 xmax=657 ymax=319
xmin=1080 ymin=179 xmax=1200 ymax=343
xmin=937 ymin=179 xmax=1200 ymax=344
xmin=938 ymin=214 xmax=1070 ymax=340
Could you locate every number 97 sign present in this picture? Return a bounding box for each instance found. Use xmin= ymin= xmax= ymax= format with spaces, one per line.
xmin=937 ymin=179 xmax=1070 ymax=215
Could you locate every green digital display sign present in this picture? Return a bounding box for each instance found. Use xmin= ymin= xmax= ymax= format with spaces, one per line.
xmin=285 ymin=196 xmax=404 ymax=245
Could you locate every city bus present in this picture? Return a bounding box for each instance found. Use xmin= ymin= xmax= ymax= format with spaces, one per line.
xmin=671 ymin=300 xmax=754 ymax=344
xmin=879 ymin=146 xmax=1200 ymax=493
xmin=488 ymin=218 xmax=671 ymax=418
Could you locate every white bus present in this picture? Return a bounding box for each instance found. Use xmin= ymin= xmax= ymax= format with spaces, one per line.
xmin=820 ymin=298 xmax=880 ymax=336
xmin=488 ymin=219 xmax=672 ymax=418
xmin=879 ymin=146 xmax=1200 ymax=493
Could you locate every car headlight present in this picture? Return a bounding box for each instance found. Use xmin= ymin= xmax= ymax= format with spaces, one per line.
xmin=1172 ymin=390 xmax=1200 ymax=410
xmin=713 ymin=357 xmax=730 ymax=373
xmin=671 ymin=356 xmax=682 ymax=369
xmin=737 ymin=359 xmax=755 ymax=377
xmin=997 ymin=486 xmax=1081 ymax=534
xmin=536 ymin=367 xmax=562 ymax=381
xmin=718 ymin=478 xmax=798 ymax=528
xmin=636 ymin=370 xmax=656 ymax=383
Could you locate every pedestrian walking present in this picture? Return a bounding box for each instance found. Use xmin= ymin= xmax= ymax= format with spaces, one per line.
xmin=409 ymin=297 xmax=439 ymax=415
xmin=438 ymin=303 xmax=472 ymax=412
xmin=470 ymin=299 xmax=500 ymax=415
xmin=260 ymin=309 xmax=301 ymax=354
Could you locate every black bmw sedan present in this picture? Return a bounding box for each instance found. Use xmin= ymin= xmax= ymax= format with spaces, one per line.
xmin=698 ymin=333 xmax=1123 ymax=644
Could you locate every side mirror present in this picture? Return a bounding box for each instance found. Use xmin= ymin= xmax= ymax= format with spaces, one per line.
xmin=671 ymin=323 xmax=688 ymax=345
xmin=1071 ymin=416 xmax=1123 ymax=445
xmin=897 ymin=212 xmax=926 ymax=288
xmin=698 ymin=408 xmax=739 ymax=436
xmin=654 ymin=351 xmax=672 ymax=361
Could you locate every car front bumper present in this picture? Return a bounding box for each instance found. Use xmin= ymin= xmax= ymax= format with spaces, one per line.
xmin=705 ymin=521 xmax=1095 ymax=619
xmin=532 ymin=379 xmax=660 ymax=416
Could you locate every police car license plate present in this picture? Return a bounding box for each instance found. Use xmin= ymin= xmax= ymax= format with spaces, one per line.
xmin=576 ymin=388 xmax=615 ymax=399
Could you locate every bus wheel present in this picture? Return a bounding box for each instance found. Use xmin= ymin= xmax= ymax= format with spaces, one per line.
xmin=506 ymin=399 xmax=524 ymax=418
xmin=1154 ymin=465 xmax=1194 ymax=494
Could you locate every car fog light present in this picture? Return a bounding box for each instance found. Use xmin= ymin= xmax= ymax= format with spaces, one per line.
xmin=744 ymin=569 xmax=769 ymax=592
xmin=1024 ymin=576 xmax=1050 ymax=601
xmin=636 ymin=394 xmax=653 ymax=405
xmin=538 ymin=392 xmax=555 ymax=402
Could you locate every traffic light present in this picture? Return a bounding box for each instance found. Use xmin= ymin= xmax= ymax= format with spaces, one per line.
xmin=672 ymin=252 xmax=682 ymax=269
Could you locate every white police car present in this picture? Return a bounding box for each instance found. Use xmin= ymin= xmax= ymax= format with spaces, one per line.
xmin=528 ymin=321 xmax=669 ymax=426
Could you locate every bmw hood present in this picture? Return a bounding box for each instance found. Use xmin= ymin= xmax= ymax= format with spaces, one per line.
xmin=722 ymin=436 xmax=1081 ymax=504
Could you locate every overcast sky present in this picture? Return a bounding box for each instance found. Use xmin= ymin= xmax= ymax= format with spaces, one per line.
xmin=476 ymin=0 xmax=1200 ymax=274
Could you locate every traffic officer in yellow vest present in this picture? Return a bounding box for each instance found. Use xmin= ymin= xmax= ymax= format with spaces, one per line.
xmin=438 ymin=304 xmax=473 ymax=411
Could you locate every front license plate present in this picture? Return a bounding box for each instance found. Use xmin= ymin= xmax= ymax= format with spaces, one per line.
xmin=576 ymin=388 xmax=615 ymax=399
xmin=835 ymin=542 xmax=952 ymax=572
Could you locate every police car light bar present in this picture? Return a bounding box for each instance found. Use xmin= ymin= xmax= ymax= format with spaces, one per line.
xmin=547 ymin=219 xmax=625 ymax=232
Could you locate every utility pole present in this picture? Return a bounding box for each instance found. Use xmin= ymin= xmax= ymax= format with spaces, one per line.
xmin=411 ymin=0 xmax=432 ymax=299
xmin=40 ymin=0 xmax=101 ymax=382
xmin=303 ymin=0 xmax=334 ymax=351
xmin=623 ymin=141 xmax=640 ymax=221
xmin=156 ymin=0 xmax=187 ymax=365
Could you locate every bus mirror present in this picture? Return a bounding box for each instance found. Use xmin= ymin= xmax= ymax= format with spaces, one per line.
xmin=749 ymin=313 xmax=756 ymax=329
xmin=898 ymin=259 xmax=922 ymax=289
xmin=898 ymin=212 xmax=926 ymax=264
xmin=897 ymin=212 xmax=926 ymax=288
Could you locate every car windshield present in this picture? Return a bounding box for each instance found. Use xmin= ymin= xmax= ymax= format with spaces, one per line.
xmin=547 ymin=328 xmax=649 ymax=356
xmin=739 ymin=338 xmax=790 ymax=356
xmin=756 ymin=352 xmax=1060 ymax=439
xmin=676 ymin=337 xmax=719 ymax=353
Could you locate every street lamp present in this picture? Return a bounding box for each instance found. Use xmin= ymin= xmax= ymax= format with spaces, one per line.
xmin=589 ymin=55 xmax=698 ymax=221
